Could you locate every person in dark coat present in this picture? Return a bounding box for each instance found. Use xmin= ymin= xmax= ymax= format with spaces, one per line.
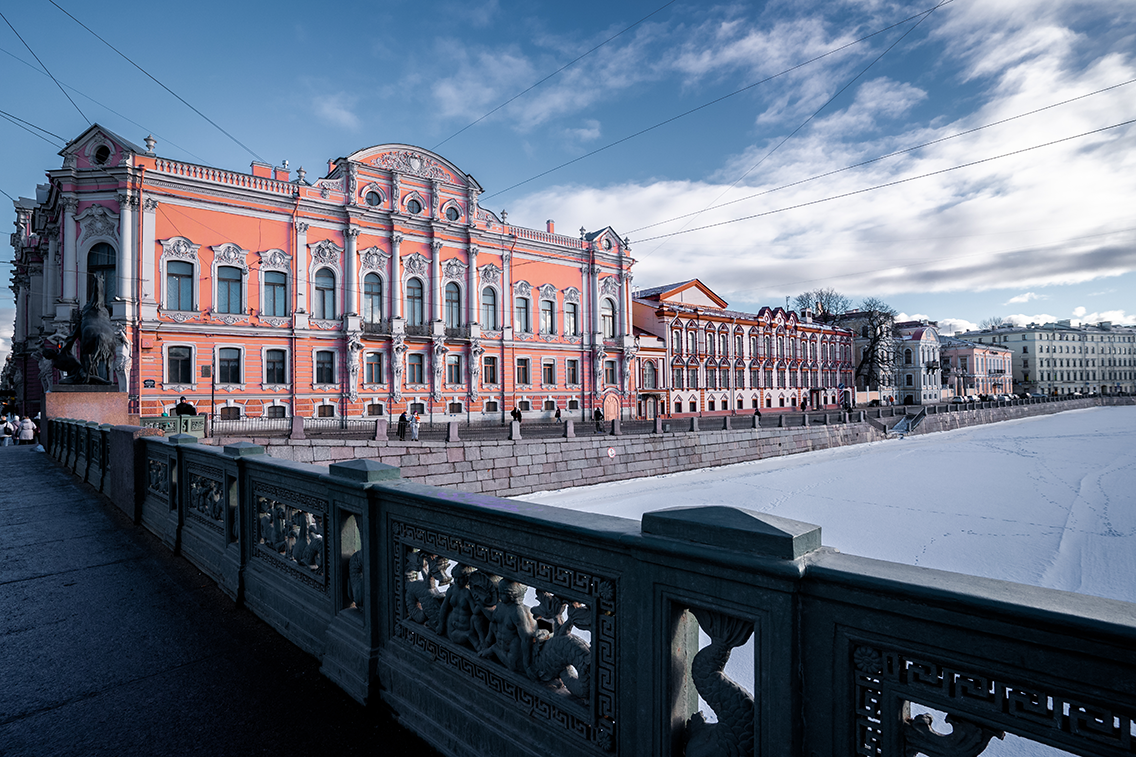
xmin=397 ymin=411 xmax=408 ymax=441
xmin=510 ymin=406 xmax=522 ymax=424
xmin=174 ymin=396 xmax=196 ymax=416
xmin=593 ymin=407 xmax=604 ymax=432
xmin=554 ymin=408 xmax=562 ymax=423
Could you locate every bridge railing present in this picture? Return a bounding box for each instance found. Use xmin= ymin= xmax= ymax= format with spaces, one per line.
xmin=45 ymin=417 xmax=1136 ymax=757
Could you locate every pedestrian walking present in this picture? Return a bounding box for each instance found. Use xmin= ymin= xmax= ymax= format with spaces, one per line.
xmin=554 ymin=408 xmax=562 ymax=423
xmin=0 ymin=416 xmax=13 ymax=447
xmin=397 ymin=411 xmax=408 ymax=441
xmin=410 ymin=412 xmax=421 ymax=441
xmin=17 ymin=416 xmax=36 ymax=445
xmin=175 ymin=396 xmax=197 ymax=416
xmin=593 ymin=407 xmax=604 ymax=433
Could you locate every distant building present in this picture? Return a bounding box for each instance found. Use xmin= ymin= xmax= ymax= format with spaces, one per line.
xmin=939 ymin=335 xmax=1013 ymax=398
xmin=959 ymin=320 xmax=1136 ymax=396
xmin=631 ymin=279 xmax=855 ymax=414
xmin=6 ymin=124 xmax=636 ymax=422
xmin=894 ymin=321 xmax=944 ymax=405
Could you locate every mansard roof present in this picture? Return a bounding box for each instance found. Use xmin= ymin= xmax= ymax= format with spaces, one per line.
xmin=342 ymin=143 xmax=483 ymax=191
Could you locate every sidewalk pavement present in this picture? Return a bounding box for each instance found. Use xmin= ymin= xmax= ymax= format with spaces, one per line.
xmin=0 ymin=446 xmax=439 ymax=757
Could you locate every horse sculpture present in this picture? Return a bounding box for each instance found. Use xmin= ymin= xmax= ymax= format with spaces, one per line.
xmin=46 ymin=274 xmax=116 ymax=384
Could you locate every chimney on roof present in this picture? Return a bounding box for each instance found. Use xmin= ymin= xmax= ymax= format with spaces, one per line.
xmin=547 ymin=219 xmax=554 ymax=234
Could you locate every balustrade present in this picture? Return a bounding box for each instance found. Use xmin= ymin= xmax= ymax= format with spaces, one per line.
xmin=45 ymin=416 xmax=1136 ymax=757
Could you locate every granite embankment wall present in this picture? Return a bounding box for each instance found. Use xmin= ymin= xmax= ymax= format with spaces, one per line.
xmin=210 ymin=397 xmax=1118 ymax=497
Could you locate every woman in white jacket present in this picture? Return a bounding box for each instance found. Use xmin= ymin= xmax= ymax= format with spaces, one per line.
xmin=17 ymin=416 xmax=37 ymax=445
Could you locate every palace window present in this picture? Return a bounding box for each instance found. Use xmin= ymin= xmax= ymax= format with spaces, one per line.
xmin=217 ymin=265 xmax=242 ymax=314
xmin=516 ymin=358 xmax=531 ymax=385
xmin=481 ymin=287 xmax=498 ymax=329
xmin=604 ymin=360 xmax=616 ymax=385
xmin=542 ymin=360 xmax=556 ymax=385
xmin=643 ymin=361 xmax=657 ymax=389
xmin=315 ymin=350 xmax=335 ymax=384
xmin=218 ymin=348 xmax=241 ymax=384
xmin=408 ymin=354 xmax=424 ymax=384
xmin=565 ymin=302 xmax=579 ymax=336
xmin=483 ymin=355 xmax=498 ymax=384
xmin=168 ymin=346 xmax=192 ymax=384
xmin=313 ymin=268 xmax=336 ymax=320
xmin=540 ymin=300 xmax=555 ymax=335
xmin=601 ymin=298 xmax=616 ymax=338
xmin=515 ymin=297 xmax=531 ymax=333
xmin=363 ymin=273 xmax=383 ymax=323
xmin=446 ymin=354 xmax=462 ymax=384
xmin=264 ymin=271 xmax=288 ymax=317
xmin=566 ymin=359 xmax=579 ymax=385
xmin=167 ymin=261 xmax=194 ymax=311
xmin=87 ymin=242 xmax=117 ymax=306
xmin=445 ymin=282 xmax=462 ymax=327
xmin=406 ymin=278 xmax=425 ymax=326
xmin=265 ymin=349 xmax=286 ymax=384
xmin=365 ymin=352 xmax=383 ymax=384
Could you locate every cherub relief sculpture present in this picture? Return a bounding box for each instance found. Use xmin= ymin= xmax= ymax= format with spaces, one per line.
xmin=404 ymin=551 xmax=450 ymax=626
xmin=478 ymin=578 xmax=537 ymax=675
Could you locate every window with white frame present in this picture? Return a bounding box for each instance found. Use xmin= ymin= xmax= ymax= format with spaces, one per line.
xmin=263 ymin=271 xmax=288 ymax=317
xmin=166 ymin=261 xmax=194 ymax=311
xmin=217 ymin=265 xmax=243 ymax=314
xmin=445 ymin=282 xmax=462 ymax=327
xmin=315 ymin=350 xmax=335 ymax=384
xmin=446 ymin=354 xmax=462 ymax=384
xmin=168 ymin=346 xmax=192 ymax=384
xmin=218 ymin=348 xmax=242 ymax=384
xmin=265 ymin=349 xmax=286 ymax=384
xmin=565 ymin=302 xmax=579 ymax=336
xmin=515 ymin=297 xmax=531 ymax=333
xmin=363 ymin=273 xmax=383 ymax=323
xmin=542 ymin=360 xmax=555 ymax=385
xmin=365 ymin=352 xmax=383 ymax=384
xmin=566 ymin=358 xmax=579 ymax=385
xmin=539 ymin=300 xmax=555 ymax=335
xmin=407 ymin=278 xmax=425 ymax=326
xmin=601 ymin=298 xmax=616 ymax=338
xmin=483 ymin=355 xmax=498 ymax=384
xmin=481 ymin=287 xmax=498 ymax=329
xmin=408 ymin=353 xmax=424 ymax=384
xmin=313 ymin=268 xmax=336 ymax=319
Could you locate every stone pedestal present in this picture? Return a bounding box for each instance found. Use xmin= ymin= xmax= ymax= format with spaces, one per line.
xmin=44 ymin=386 xmax=135 ymax=449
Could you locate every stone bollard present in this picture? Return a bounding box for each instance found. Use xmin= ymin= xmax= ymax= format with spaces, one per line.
xmin=563 ymin=419 xmax=575 ymax=438
xmin=447 ymin=421 xmax=460 ymax=442
xmin=509 ymin=420 xmax=522 ymax=440
xmin=778 ymin=414 xmax=785 ymax=428
xmin=290 ymin=415 xmax=306 ymax=440
xmin=654 ymin=416 xmax=663 ymax=434
xmin=610 ymin=418 xmax=622 ymax=436
xmin=723 ymin=416 xmax=732 ymax=430
xmin=690 ymin=416 xmax=700 ymax=432
xmin=373 ymin=418 xmax=389 ymax=440
xmin=802 ymin=413 xmax=810 ymax=427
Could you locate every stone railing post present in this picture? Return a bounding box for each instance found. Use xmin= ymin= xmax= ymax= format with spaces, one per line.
xmin=654 ymin=416 xmax=663 ymax=434
xmin=610 ymin=418 xmax=621 ymax=436
xmin=690 ymin=417 xmax=699 ymax=432
xmin=563 ymin=419 xmax=575 ymax=438
xmin=447 ymin=422 xmax=460 ymax=442
xmin=510 ymin=420 xmax=522 ymax=440
xmin=290 ymin=415 xmax=306 ymax=440
xmin=374 ymin=419 xmax=388 ymax=440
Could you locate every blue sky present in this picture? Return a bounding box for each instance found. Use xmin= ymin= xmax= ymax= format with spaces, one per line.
xmin=2 ymin=0 xmax=1134 ymax=362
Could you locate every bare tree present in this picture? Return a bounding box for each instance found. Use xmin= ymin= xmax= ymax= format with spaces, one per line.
xmin=793 ymin=288 xmax=852 ymax=319
xmin=854 ymin=297 xmax=900 ymax=391
xmin=979 ymin=316 xmax=1007 ymax=331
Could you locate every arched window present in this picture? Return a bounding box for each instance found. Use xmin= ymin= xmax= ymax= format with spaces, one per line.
xmin=166 ymin=260 xmax=193 ymax=311
xmin=313 ymin=268 xmax=336 ymax=319
xmin=601 ymin=298 xmax=616 ymax=338
xmin=264 ymin=271 xmax=288 ymax=317
xmin=87 ymin=242 xmax=117 ymax=306
xmin=515 ymin=296 xmax=531 ymax=332
xmin=406 ymin=277 xmax=424 ymax=326
xmin=644 ymin=361 xmax=657 ymax=389
xmin=904 ymin=348 xmax=913 ymax=365
xmin=481 ymin=287 xmax=498 ymax=329
xmin=445 ymin=282 xmax=462 ymax=327
xmin=363 ymin=273 xmax=383 ymax=323
xmin=217 ymin=265 xmax=242 ymax=314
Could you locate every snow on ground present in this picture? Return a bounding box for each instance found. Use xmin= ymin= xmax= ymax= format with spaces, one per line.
xmin=519 ymin=406 xmax=1136 ymax=756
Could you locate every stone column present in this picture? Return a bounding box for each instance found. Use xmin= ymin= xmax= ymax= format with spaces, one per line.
xmin=431 ymin=240 xmax=443 ymax=322
xmin=61 ymin=197 xmax=78 ymax=303
xmin=116 ymin=191 xmax=135 ymax=319
xmin=468 ymin=246 xmax=479 ymax=324
xmin=295 ymin=222 xmax=309 ymax=313
xmin=391 ymin=234 xmax=403 ymax=319
xmin=139 ymin=198 xmax=159 ymax=320
xmin=43 ymin=225 xmax=59 ymax=323
xmin=344 ymin=227 xmax=359 ymax=315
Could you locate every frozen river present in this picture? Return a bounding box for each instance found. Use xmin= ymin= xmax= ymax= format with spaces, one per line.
xmin=520 ymin=407 xmax=1136 ymax=757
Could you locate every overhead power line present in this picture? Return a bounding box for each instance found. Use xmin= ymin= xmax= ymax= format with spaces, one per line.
xmin=480 ymin=0 xmax=954 ymax=201
xmin=0 ymin=9 xmax=89 ymax=124
xmin=0 ymin=109 xmax=66 ymax=147
xmin=632 ymin=117 xmax=1136 ymax=243
xmin=434 ymin=0 xmax=677 ymax=150
xmin=46 ymin=0 xmax=267 ymax=164
xmin=629 ymin=77 xmax=1136 ymax=234
xmin=0 ymin=44 xmax=208 ymax=164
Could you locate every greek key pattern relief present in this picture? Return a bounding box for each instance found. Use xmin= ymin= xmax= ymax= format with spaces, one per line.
xmin=853 ymin=645 xmax=1134 ymax=756
xmin=186 ymin=466 xmax=224 ymax=533
xmin=252 ymin=482 xmax=327 ymax=592
xmin=392 ymin=520 xmax=617 ymax=752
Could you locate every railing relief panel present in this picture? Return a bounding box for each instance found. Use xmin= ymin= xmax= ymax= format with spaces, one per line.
xmin=252 ymin=482 xmax=327 ymax=592
xmin=391 ymin=519 xmax=617 ymax=752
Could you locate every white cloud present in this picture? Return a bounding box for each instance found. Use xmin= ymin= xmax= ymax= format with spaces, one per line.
xmin=1005 ymin=292 xmax=1044 ymax=304
xmin=509 ymin=0 xmax=1136 ymax=325
xmin=1072 ymin=309 xmax=1136 ymax=326
xmin=565 ymin=119 xmax=602 ymax=143
xmin=313 ymin=93 xmax=361 ymax=130
xmin=1004 ymin=312 xmax=1061 ymax=326
xmin=937 ymin=317 xmax=978 ymax=335
xmin=1072 ymin=306 xmax=1087 ymax=317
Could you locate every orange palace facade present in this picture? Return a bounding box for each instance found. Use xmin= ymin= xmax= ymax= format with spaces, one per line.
xmin=8 ymin=125 xmax=637 ymax=423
